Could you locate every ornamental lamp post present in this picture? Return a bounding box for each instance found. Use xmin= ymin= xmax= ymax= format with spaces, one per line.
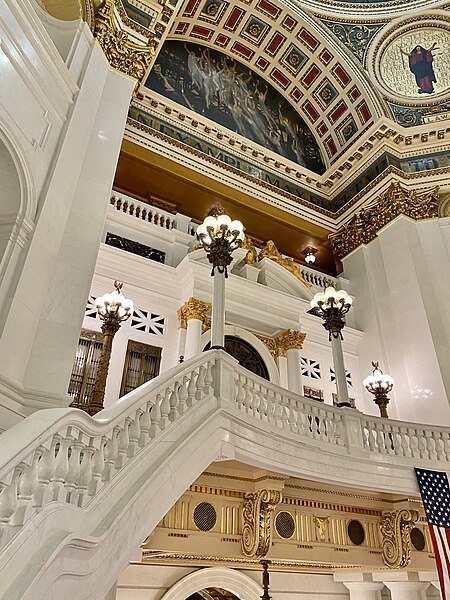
xmin=363 ymin=361 xmax=394 ymax=418
xmin=260 ymin=560 xmax=272 ymax=600
xmin=86 ymin=280 xmax=133 ymax=416
xmin=310 ymin=283 xmax=353 ymax=406
xmin=197 ymin=210 xmax=245 ymax=349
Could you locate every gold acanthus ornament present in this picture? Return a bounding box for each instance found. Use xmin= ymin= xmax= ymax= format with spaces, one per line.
xmin=258 ymin=240 xmax=312 ymax=289
xmin=329 ymin=182 xmax=440 ymax=259
xmin=177 ymin=298 xmax=211 ymax=329
xmin=379 ymin=509 xmax=418 ymax=569
xmin=258 ymin=329 xmax=306 ymax=359
xmin=95 ymin=0 xmax=157 ymax=82
xmin=241 ymin=489 xmax=281 ymax=557
xmin=241 ymin=236 xmax=258 ymax=265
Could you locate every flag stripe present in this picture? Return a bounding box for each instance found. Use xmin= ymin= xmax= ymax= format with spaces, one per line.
xmin=430 ymin=525 xmax=449 ymax=600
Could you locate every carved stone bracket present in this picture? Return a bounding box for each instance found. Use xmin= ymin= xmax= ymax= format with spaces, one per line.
xmin=258 ymin=329 xmax=306 ymax=359
xmin=379 ymin=509 xmax=418 ymax=569
xmin=95 ymin=0 xmax=157 ymax=82
xmin=258 ymin=241 xmax=312 ymax=289
xmin=177 ymin=298 xmax=211 ymax=329
xmin=330 ymin=182 xmax=440 ymax=259
xmin=241 ymin=489 xmax=281 ymax=557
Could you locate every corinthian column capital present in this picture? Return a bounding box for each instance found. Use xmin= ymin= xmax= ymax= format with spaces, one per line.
xmin=177 ymin=298 xmax=211 ymax=329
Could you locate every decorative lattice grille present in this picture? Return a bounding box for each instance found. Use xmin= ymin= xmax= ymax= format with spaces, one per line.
xmin=275 ymin=511 xmax=295 ymax=539
xmin=193 ymin=502 xmax=217 ymax=531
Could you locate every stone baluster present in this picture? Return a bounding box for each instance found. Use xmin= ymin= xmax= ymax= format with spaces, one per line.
xmin=127 ymin=411 xmax=142 ymax=458
xmin=159 ymin=391 xmax=171 ymax=429
xmin=196 ymin=366 xmax=206 ymax=401
xmin=89 ymin=437 xmax=106 ymax=496
xmin=34 ymin=438 xmax=58 ymax=508
xmin=177 ymin=298 xmax=211 ymax=359
xmin=115 ymin=419 xmax=131 ymax=469
xmin=139 ymin=403 xmax=152 ymax=447
xmin=149 ymin=395 xmax=163 ymax=436
xmin=11 ymin=452 xmax=41 ymax=526
xmin=0 ymin=467 xmax=21 ymax=545
xmin=103 ymin=428 xmax=119 ymax=481
xmin=78 ymin=445 xmax=94 ymax=507
xmin=51 ymin=435 xmax=71 ymax=501
xmin=186 ymin=372 xmax=197 ymax=407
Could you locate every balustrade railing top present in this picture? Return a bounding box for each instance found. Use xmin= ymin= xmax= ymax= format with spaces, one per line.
xmin=2 ymin=352 xmax=447 ymax=560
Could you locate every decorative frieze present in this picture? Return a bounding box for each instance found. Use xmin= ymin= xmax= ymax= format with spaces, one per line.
xmin=329 ymin=182 xmax=440 ymax=259
xmin=241 ymin=489 xmax=282 ymax=557
xmin=177 ymin=298 xmax=211 ymax=329
xmin=95 ymin=0 xmax=157 ymax=82
xmin=379 ymin=509 xmax=418 ymax=569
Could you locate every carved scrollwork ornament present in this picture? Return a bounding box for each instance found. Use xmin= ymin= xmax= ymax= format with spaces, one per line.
xmin=241 ymin=489 xmax=281 ymax=557
xmin=330 ymin=182 xmax=440 ymax=259
xmin=379 ymin=509 xmax=418 ymax=569
xmin=94 ymin=0 xmax=157 ymax=82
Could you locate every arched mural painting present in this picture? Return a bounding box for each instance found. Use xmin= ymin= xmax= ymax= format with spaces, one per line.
xmin=145 ymin=41 xmax=326 ymax=174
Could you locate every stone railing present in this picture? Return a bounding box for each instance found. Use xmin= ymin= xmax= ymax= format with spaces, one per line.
xmin=1 ymin=351 xmax=449 ymax=599
xmin=109 ymin=193 xmax=197 ymax=236
xmin=0 ymin=351 xmax=217 ymax=550
xmin=300 ymin=265 xmax=337 ymax=289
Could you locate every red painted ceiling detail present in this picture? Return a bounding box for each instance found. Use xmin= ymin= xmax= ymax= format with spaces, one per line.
xmin=164 ymin=0 xmax=379 ymax=164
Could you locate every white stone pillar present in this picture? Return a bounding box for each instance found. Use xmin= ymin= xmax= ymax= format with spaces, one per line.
xmin=343 ymin=582 xmax=384 ymax=600
xmin=211 ymin=270 xmax=226 ymax=348
xmin=384 ymin=581 xmax=429 ymax=600
xmin=286 ymin=348 xmax=302 ymax=394
xmin=331 ymin=334 xmax=350 ymax=405
xmin=185 ymin=319 xmax=203 ymax=359
xmin=177 ymin=298 xmax=210 ymax=359
xmin=276 ymin=329 xmax=306 ymax=394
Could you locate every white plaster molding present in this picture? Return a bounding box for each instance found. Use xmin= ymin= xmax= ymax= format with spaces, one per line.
xmin=160 ymin=567 xmax=263 ymax=600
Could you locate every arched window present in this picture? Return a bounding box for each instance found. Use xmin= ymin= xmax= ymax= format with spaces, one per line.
xmin=204 ymin=336 xmax=269 ymax=380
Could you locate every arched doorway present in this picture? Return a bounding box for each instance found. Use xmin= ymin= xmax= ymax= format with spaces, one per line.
xmin=204 ymin=335 xmax=270 ymax=380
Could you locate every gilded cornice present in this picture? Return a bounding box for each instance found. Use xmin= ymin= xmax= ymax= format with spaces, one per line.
xmin=95 ymin=0 xmax=157 ymax=82
xmin=177 ymin=297 xmax=211 ymax=328
xmin=258 ymin=241 xmax=312 ymax=289
xmin=329 ymin=182 xmax=440 ymax=259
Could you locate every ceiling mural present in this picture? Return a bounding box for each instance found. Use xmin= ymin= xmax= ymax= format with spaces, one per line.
xmin=145 ymin=41 xmax=326 ymax=172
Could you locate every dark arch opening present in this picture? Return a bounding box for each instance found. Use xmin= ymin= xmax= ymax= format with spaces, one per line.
xmin=204 ymin=335 xmax=269 ymax=380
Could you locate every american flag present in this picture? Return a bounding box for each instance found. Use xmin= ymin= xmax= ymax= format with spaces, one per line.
xmin=415 ymin=468 xmax=450 ymax=600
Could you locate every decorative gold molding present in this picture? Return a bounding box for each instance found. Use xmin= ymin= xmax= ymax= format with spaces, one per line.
xmin=81 ymin=0 xmax=95 ymax=31
xmin=379 ymin=509 xmax=418 ymax=569
xmin=95 ymin=0 xmax=157 ymax=82
xmin=276 ymin=329 xmax=306 ymax=356
xmin=177 ymin=298 xmax=211 ymax=328
xmin=241 ymin=236 xmax=258 ymax=265
xmin=329 ymin=182 xmax=440 ymax=259
xmin=314 ymin=516 xmax=329 ymax=542
xmin=258 ymin=329 xmax=306 ymax=359
xmin=241 ymin=489 xmax=281 ymax=557
xmin=259 ymin=241 xmax=312 ymax=288
xmin=140 ymin=550 xmax=362 ymax=570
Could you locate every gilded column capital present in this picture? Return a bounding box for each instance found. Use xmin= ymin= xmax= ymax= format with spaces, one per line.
xmin=177 ymin=298 xmax=211 ymax=329
xmin=330 ymin=182 xmax=440 ymax=259
xmin=379 ymin=509 xmax=418 ymax=569
xmin=241 ymin=489 xmax=281 ymax=557
xmin=257 ymin=335 xmax=278 ymax=360
xmin=94 ymin=0 xmax=157 ymax=82
xmin=276 ymin=329 xmax=306 ymax=357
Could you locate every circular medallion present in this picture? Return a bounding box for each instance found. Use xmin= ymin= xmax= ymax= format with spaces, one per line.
xmin=377 ymin=23 xmax=450 ymax=100
xmin=193 ymin=502 xmax=217 ymax=531
xmin=275 ymin=511 xmax=296 ymax=539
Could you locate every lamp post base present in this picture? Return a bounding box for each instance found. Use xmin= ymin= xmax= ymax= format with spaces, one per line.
xmin=374 ymin=395 xmax=390 ymax=418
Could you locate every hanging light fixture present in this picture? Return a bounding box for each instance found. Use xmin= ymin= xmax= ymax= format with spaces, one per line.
xmin=363 ymin=361 xmax=394 ymax=418
xmin=302 ymin=245 xmax=317 ymax=265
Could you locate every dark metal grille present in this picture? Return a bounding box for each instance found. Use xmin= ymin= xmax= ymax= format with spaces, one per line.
xmin=120 ymin=340 xmax=162 ymax=396
xmin=193 ymin=502 xmax=217 ymax=531
xmin=275 ymin=511 xmax=296 ymax=539
xmin=204 ymin=336 xmax=269 ymax=380
xmin=68 ymin=330 xmax=103 ymax=406
xmin=411 ymin=527 xmax=426 ymax=551
xmin=347 ymin=520 xmax=365 ymax=545
xmin=105 ymin=232 xmax=166 ymax=263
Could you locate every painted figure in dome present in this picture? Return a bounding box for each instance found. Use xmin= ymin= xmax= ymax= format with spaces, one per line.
xmin=402 ymin=42 xmax=437 ymax=94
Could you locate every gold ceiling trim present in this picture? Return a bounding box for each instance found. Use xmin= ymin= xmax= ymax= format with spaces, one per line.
xmin=95 ymin=0 xmax=157 ymax=82
xmin=140 ymin=550 xmax=364 ymax=570
xmin=329 ymin=181 xmax=440 ymax=259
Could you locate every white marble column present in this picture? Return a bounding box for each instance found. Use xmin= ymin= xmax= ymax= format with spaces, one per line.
xmin=343 ymin=582 xmax=384 ymax=600
xmin=211 ymin=270 xmax=226 ymax=348
xmin=331 ymin=333 xmax=350 ymax=405
xmin=185 ymin=319 xmax=203 ymax=359
xmin=276 ymin=329 xmax=306 ymax=394
xmin=384 ymin=581 xmax=429 ymax=600
xmin=177 ymin=298 xmax=210 ymax=359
